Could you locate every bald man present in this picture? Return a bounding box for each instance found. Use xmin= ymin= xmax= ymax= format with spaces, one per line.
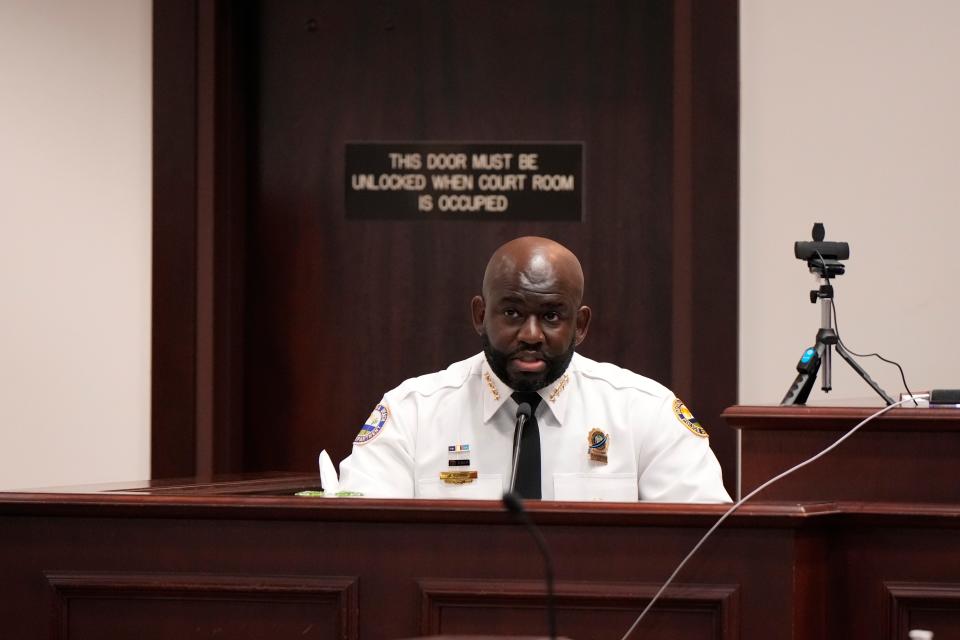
xmin=337 ymin=237 xmax=730 ymax=502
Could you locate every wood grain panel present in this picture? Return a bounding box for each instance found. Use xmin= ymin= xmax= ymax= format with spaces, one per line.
xmin=152 ymin=0 xmax=739 ymax=489
xmin=885 ymin=582 xmax=960 ymax=640
xmin=6 ymin=487 xmax=960 ymax=639
xmin=418 ymin=578 xmax=739 ymax=640
xmin=830 ymin=522 xmax=960 ymax=638
xmin=243 ymin=0 xmax=737 ymax=479
xmin=46 ymin=572 xmax=357 ymax=640
xmin=246 ymin=0 xmax=677 ymax=473
xmin=728 ymin=406 xmax=960 ymax=502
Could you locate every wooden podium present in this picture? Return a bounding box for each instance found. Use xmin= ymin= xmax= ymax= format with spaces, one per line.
xmin=726 ymin=405 xmax=960 ymax=502
xmin=3 ymin=473 xmax=960 ymax=640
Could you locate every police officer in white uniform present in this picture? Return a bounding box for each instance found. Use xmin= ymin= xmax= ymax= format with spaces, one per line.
xmin=338 ymin=236 xmax=731 ymax=502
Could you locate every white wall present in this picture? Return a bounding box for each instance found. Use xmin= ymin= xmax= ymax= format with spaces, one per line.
xmin=740 ymin=0 xmax=960 ymax=405
xmin=0 ymin=0 xmax=152 ymax=489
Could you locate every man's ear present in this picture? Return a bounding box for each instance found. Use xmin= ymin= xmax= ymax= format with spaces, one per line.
xmin=471 ymin=296 xmax=486 ymax=336
xmin=574 ymin=305 xmax=592 ymax=345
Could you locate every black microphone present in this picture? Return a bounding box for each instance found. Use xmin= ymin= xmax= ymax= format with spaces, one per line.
xmin=502 ymin=491 xmax=557 ymax=640
xmin=509 ymin=402 xmax=532 ymax=493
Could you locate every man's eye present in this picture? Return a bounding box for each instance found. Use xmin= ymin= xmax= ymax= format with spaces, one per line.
xmin=543 ymin=312 xmax=560 ymax=322
xmin=503 ymin=309 xmax=520 ymax=319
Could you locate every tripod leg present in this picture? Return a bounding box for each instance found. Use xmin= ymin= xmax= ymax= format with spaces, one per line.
xmin=780 ymin=343 xmax=823 ymax=406
xmin=834 ymin=342 xmax=896 ymax=405
xmin=781 ymin=371 xmax=817 ymax=405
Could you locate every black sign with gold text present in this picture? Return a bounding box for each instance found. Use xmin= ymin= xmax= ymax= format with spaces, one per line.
xmin=345 ymin=142 xmax=583 ymax=221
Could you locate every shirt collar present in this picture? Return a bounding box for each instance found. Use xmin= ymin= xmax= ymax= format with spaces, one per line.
xmin=479 ymin=354 xmax=576 ymax=426
xmin=480 ymin=357 xmax=512 ymax=423
xmin=541 ymin=361 xmax=573 ymax=425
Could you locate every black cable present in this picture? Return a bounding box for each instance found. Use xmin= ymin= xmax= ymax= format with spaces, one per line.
xmin=811 ymin=249 xmax=918 ymax=406
xmin=829 ymin=298 xmax=918 ymax=406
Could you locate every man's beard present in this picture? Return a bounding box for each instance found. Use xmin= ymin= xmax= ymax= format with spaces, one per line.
xmin=481 ymin=333 xmax=576 ymax=392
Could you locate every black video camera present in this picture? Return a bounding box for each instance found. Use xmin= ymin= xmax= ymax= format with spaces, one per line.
xmin=795 ymin=223 xmax=849 ymax=278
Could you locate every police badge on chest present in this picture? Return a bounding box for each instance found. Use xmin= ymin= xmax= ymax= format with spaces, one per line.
xmin=587 ymin=428 xmax=609 ymax=464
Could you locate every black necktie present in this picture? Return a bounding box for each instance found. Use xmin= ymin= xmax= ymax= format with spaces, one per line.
xmin=511 ymin=391 xmax=542 ymax=499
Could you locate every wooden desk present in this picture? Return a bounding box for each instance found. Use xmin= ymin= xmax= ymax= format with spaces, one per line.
xmin=725 ymin=405 xmax=960 ymax=503
xmin=2 ymin=475 xmax=959 ymax=640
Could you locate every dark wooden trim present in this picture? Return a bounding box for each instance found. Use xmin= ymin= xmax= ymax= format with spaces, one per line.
xmin=725 ymin=405 xmax=960 ymax=431
xmin=666 ymin=0 xmax=739 ymax=494
xmin=152 ymin=0 xmax=251 ymax=479
xmin=14 ymin=487 xmax=960 ymax=529
xmin=0 ymin=488 xmax=830 ymax=526
xmin=152 ymin=0 xmax=199 ymax=479
xmin=687 ymin=0 xmax=740 ymax=495
xmin=212 ymin=0 xmax=254 ymax=481
xmin=195 ymin=0 xmax=217 ymax=478
xmin=671 ymin=0 xmax=695 ymax=402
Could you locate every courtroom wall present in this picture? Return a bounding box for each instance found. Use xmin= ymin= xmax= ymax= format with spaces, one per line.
xmin=0 ymin=0 xmax=151 ymax=489
xmin=3 ymin=1 xmax=959 ymax=489
xmin=740 ymin=0 xmax=960 ymax=404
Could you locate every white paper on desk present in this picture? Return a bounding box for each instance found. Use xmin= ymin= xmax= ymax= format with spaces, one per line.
xmin=318 ymin=450 xmax=340 ymax=494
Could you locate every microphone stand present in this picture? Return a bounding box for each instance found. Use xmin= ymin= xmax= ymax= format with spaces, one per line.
xmin=502 ymin=492 xmax=557 ymax=640
xmin=508 ymin=408 xmax=529 ymax=493
xmin=503 ymin=402 xmax=556 ymax=640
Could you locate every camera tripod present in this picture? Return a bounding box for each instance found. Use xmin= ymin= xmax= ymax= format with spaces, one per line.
xmin=780 ymin=274 xmax=895 ymax=406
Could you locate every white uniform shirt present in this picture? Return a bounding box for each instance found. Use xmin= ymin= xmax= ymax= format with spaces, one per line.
xmin=338 ymin=352 xmax=731 ymax=502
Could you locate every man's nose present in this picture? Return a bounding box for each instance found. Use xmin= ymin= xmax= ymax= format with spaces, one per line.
xmin=518 ymin=315 xmax=544 ymax=344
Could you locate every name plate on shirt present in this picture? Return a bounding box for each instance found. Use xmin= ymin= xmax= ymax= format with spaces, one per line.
xmin=345 ymin=142 xmax=583 ymax=221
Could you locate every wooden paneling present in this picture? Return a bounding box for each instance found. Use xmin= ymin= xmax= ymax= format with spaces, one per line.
xmin=4 ymin=480 xmax=960 ymax=639
xmin=885 ymin=582 xmax=960 ymax=640
xmin=831 ymin=522 xmax=960 ymax=639
xmin=152 ymin=0 xmax=739 ymax=489
xmin=151 ymin=0 xmax=254 ymax=478
xmin=0 ymin=487 xmax=811 ymax=639
xmin=245 ymin=0 xmax=679 ymax=473
xmin=47 ymin=572 xmax=357 ymax=640
xmin=418 ymin=578 xmax=739 ymax=640
xmin=727 ymin=405 xmax=960 ymax=502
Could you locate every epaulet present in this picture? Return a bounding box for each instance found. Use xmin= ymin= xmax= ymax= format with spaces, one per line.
xmin=390 ymin=354 xmax=476 ymax=400
xmin=575 ymin=354 xmax=673 ymax=399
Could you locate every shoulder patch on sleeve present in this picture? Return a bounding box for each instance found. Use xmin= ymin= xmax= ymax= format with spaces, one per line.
xmin=672 ymin=398 xmax=708 ymax=438
xmin=354 ymin=403 xmax=389 ymax=445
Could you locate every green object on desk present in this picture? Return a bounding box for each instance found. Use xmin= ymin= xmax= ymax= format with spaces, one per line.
xmin=294 ymin=490 xmax=363 ymax=497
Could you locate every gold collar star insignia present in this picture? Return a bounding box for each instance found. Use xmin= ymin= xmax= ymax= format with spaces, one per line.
xmin=483 ymin=371 xmax=501 ymax=401
xmin=548 ymin=373 xmax=570 ymax=403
